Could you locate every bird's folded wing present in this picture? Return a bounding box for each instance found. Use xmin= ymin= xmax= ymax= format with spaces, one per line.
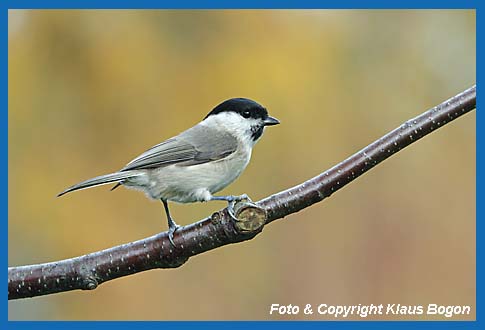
xmin=120 ymin=123 xmax=238 ymax=171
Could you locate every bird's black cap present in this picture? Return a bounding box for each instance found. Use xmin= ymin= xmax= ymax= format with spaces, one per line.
xmin=205 ymin=98 xmax=268 ymax=120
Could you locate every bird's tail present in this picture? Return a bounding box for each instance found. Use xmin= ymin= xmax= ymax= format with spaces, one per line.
xmin=57 ymin=171 xmax=141 ymax=197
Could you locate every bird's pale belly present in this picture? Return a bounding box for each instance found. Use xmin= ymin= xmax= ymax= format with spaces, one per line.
xmin=125 ymin=149 xmax=251 ymax=203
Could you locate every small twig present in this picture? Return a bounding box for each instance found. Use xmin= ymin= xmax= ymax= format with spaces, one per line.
xmin=8 ymin=85 xmax=476 ymax=300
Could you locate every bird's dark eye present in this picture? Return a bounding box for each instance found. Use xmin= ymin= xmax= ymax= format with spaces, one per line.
xmin=241 ymin=111 xmax=251 ymax=119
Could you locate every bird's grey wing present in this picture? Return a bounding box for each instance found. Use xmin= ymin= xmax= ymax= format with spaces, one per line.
xmin=120 ymin=124 xmax=238 ymax=171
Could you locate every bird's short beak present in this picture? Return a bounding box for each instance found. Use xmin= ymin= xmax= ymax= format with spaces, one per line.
xmin=264 ymin=116 xmax=280 ymax=126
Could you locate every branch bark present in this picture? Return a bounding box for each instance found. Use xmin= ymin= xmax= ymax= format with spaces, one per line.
xmin=8 ymin=85 xmax=476 ymax=300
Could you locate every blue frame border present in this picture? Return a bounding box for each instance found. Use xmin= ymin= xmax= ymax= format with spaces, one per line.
xmin=1 ymin=0 xmax=480 ymax=9
xmin=4 ymin=1 xmax=480 ymax=329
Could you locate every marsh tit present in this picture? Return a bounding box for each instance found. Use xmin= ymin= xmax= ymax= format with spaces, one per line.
xmin=58 ymin=98 xmax=280 ymax=245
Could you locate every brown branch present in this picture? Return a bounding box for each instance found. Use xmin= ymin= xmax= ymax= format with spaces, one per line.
xmin=8 ymin=85 xmax=476 ymax=300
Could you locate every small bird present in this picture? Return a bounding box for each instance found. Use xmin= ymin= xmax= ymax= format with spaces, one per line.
xmin=58 ymin=98 xmax=280 ymax=245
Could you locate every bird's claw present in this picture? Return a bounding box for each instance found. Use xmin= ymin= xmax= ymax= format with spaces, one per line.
xmin=168 ymin=224 xmax=180 ymax=247
xmin=236 ymin=193 xmax=250 ymax=202
xmin=227 ymin=194 xmax=252 ymax=220
xmin=227 ymin=201 xmax=238 ymax=220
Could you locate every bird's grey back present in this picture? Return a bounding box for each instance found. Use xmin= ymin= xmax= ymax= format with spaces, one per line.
xmin=120 ymin=123 xmax=238 ymax=171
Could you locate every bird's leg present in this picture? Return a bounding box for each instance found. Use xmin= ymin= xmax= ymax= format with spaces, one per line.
xmin=210 ymin=194 xmax=251 ymax=220
xmin=161 ymin=199 xmax=180 ymax=247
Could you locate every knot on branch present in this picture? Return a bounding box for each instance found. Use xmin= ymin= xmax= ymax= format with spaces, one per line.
xmin=82 ymin=276 xmax=98 ymax=290
xmin=232 ymin=199 xmax=267 ymax=235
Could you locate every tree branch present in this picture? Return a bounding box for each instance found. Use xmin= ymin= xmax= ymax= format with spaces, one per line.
xmin=8 ymin=85 xmax=476 ymax=300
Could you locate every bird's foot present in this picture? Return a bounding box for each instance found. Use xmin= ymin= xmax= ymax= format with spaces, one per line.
xmin=213 ymin=193 xmax=251 ymax=203
xmin=210 ymin=194 xmax=252 ymax=220
xmin=167 ymin=222 xmax=181 ymax=248
xmin=234 ymin=193 xmax=250 ymax=202
xmin=227 ymin=194 xmax=252 ymax=220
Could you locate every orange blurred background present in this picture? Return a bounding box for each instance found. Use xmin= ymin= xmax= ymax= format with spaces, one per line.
xmin=8 ymin=10 xmax=475 ymax=320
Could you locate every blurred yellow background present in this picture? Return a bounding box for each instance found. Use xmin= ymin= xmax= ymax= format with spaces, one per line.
xmin=8 ymin=10 xmax=475 ymax=320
